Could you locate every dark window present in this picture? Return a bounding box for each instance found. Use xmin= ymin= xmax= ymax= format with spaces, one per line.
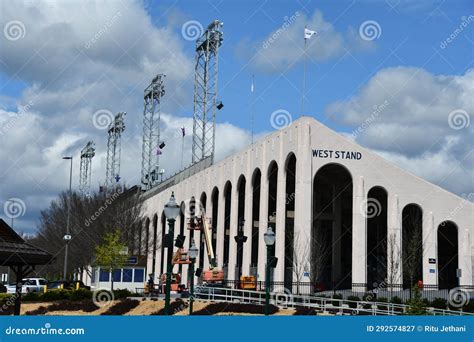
xmin=122 ymin=269 xmax=133 ymax=282
xmin=99 ymin=269 xmax=110 ymax=282
xmin=91 ymin=268 xmax=96 ymax=283
xmin=134 ymin=269 xmax=144 ymax=282
xmin=112 ymin=269 xmax=121 ymax=282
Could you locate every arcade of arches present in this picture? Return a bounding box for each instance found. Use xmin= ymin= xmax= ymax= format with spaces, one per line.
xmin=139 ymin=155 xmax=461 ymax=291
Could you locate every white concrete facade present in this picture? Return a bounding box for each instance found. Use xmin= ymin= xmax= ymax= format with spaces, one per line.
xmin=140 ymin=116 xmax=473 ymax=291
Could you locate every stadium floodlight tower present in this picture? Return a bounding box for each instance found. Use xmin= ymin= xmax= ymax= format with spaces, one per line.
xmin=105 ymin=112 xmax=126 ymax=188
xmin=192 ymin=20 xmax=223 ymax=164
xmin=79 ymin=141 xmax=95 ymax=197
xmin=141 ymin=73 xmax=166 ymax=190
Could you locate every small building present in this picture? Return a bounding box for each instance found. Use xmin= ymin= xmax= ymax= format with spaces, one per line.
xmin=86 ymin=255 xmax=147 ymax=292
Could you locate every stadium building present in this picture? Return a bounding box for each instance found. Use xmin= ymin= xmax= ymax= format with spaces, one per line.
xmin=134 ymin=116 xmax=473 ymax=293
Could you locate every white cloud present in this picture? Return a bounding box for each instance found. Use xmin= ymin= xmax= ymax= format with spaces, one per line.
xmin=0 ymin=1 xmax=253 ymax=234
xmin=238 ymin=9 xmax=375 ymax=73
xmin=326 ymin=67 xmax=474 ymax=196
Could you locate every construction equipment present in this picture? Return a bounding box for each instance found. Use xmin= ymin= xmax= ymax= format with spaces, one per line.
xmin=187 ymin=209 xmax=225 ymax=285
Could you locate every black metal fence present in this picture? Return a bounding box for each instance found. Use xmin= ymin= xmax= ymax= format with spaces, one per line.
xmin=217 ymin=280 xmax=474 ymax=304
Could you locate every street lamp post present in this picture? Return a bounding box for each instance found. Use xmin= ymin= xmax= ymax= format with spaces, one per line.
xmin=62 ymin=156 xmax=73 ymax=280
xmin=188 ymin=239 xmax=199 ymax=315
xmin=163 ymin=192 xmax=180 ymax=315
xmin=264 ymin=226 xmax=275 ymax=316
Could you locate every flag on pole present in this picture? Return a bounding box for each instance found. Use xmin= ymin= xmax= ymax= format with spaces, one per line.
xmin=304 ymin=28 xmax=317 ymax=39
xmin=181 ymin=127 xmax=185 ymax=137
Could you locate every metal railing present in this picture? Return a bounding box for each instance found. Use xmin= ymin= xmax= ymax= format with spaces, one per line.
xmin=220 ymin=280 xmax=474 ymax=303
xmin=194 ymin=286 xmax=473 ymax=316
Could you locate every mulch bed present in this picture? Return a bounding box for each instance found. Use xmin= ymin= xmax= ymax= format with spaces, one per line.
xmin=101 ymin=299 xmax=140 ymax=315
xmin=25 ymin=300 xmax=99 ymax=315
xmin=293 ymin=306 xmax=318 ymax=315
xmin=192 ymin=302 xmax=279 ymax=315
xmin=151 ymin=298 xmax=187 ymax=315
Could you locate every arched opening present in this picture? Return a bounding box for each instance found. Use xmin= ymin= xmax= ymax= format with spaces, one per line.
xmin=152 ymin=215 xmax=158 ymax=277
xmin=144 ymin=218 xmax=150 ymax=255
xmin=178 ymin=202 xmax=186 ymax=274
xmin=236 ymin=175 xmax=246 ymax=279
xmin=366 ymin=186 xmax=388 ymax=289
xmin=438 ymin=221 xmax=459 ymax=289
xmin=402 ymin=204 xmax=423 ymax=289
xmin=267 ymin=161 xmax=278 ymax=282
xmin=250 ymin=169 xmax=261 ymax=277
xmin=199 ymin=192 xmax=207 ymax=272
xmin=284 ymin=154 xmax=296 ymax=291
xmin=211 ymin=187 xmax=219 ymax=254
xmin=312 ymin=163 xmax=353 ymax=290
xmin=189 ymin=197 xmax=196 ymax=248
xmin=223 ymin=181 xmax=232 ymax=278
xmin=160 ymin=212 xmax=166 ymax=276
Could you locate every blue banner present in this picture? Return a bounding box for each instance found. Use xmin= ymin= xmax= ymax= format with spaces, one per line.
xmin=0 ymin=316 xmax=472 ymax=341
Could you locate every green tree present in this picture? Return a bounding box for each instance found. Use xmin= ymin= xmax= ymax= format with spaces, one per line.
xmin=95 ymin=230 xmax=128 ymax=291
xmin=406 ymin=285 xmax=427 ymax=315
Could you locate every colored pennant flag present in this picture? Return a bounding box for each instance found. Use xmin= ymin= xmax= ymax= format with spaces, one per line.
xmin=115 ymin=174 xmax=121 ymax=182
xmin=181 ymin=127 xmax=185 ymax=137
xmin=304 ymin=28 xmax=317 ymax=39
xmin=156 ymin=148 xmax=162 ymax=155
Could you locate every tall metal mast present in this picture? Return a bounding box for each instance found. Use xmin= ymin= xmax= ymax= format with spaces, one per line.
xmin=79 ymin=141 xmax=95 ymax=197
xmin=105 ymin=112 xmax=126 ymax=187
xmin=192 ymin=20 xmax=223 ymax=164
xmin=141 ymin=74 xmax=165 ymax=190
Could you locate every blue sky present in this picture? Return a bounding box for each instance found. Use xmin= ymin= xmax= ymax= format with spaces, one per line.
xmin=148 ymin=0 xmax=473 ymax=133
xmin=0 ymin=0 xmax=472 ymax=234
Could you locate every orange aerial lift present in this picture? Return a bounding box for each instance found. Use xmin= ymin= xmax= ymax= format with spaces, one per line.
xmin=187 ymin=210 xmax=225 ymax=285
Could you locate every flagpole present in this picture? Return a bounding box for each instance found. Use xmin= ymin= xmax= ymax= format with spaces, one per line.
xmin=181 ymin=133 xmax=184 ymax=169
xmin=301 ymin=26 xmax=308 ymax=116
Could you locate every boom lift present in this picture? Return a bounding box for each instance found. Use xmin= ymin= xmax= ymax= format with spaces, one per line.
xmin=187 ymin=210 xmax=225 ymax=285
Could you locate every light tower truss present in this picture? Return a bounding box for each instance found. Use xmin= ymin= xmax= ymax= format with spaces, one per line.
xmin=79 ymin=141 xmax=95 ymax=197
xmin=141 ymin=73 xmax=165 ymax=190
xmin=192 ymin=19 xmax=223 ymax=164
xmin=105 ymin=112 xmax=126 ymax=187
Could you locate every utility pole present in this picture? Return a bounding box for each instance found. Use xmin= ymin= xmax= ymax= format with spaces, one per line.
xmin=62 ymin=156 xmax=73 ymax=280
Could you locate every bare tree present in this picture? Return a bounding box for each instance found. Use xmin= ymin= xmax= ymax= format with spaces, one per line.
xmin=386 ymin=232 xmax=401 ymax=296
xmin=402 ymin=208 xmax=423 ymax=289
xmin=29 ymin=186 xmax=144 ymax=280
xmin=291 ymin=230 xmax=310 ymax=295
xmin=310 ymin=224 xmax=330 ymax=289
